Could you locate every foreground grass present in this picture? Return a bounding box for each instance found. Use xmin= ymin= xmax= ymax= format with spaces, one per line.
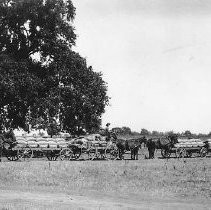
xmin=0 ymin=157 xmax=211 ymax=200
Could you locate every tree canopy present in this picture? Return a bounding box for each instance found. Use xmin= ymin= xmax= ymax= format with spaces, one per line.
xmin=0 ymin=0 xmax=109 ymax=134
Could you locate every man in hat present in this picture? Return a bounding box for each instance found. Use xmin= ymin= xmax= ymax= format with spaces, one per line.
xmin=105 ymin=123 xmax=111 ymax=141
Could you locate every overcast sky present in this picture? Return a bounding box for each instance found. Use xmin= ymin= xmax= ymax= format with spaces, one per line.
xmin=72 ymin=0 xmax=211 ymax=133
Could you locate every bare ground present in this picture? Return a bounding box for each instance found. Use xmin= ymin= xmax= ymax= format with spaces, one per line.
xmin=0 ymin=189 xmax=211 ymax=210
xmin=0 ymin=151 xmax=211 ymax=209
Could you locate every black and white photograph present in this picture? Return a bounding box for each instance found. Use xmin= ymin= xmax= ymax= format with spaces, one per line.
xmin=0 ymin=0 xmax=211 ymax=209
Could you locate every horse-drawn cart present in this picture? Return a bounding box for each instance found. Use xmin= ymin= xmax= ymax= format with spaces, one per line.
xmin=12 ymin=137 xmax=66 ymax=161
xmin=59 ymin=135 xmax=118 ymax=161
xmin=1 ymin=133 xmax=118 ymax=162
xmin=161 ymin=138 xmax=207 ymax=158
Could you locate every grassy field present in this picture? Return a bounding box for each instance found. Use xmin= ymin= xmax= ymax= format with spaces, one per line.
xmin=0 ymin=150 xmax=211 ymax=209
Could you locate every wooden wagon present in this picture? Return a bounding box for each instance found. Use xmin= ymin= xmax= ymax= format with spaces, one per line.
xmin=161 ymin=138 xmax=206 ymax=158
xmin=59 ymin=136 xmax=118 ymax=161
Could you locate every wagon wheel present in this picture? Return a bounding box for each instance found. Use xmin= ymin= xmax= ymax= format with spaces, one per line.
xmin=18 ymin=147 xmax=33 ymax=159
xmin=104 ymin=148 xmax=112 ymax=160
xmin=180 ymin=148 xmax=187 ymax=158
xmin=104 ymin=148 xmax=110 ymax=160
xmin=60 ymin=148 xmax=73 ymax=160
xmin=161 ymin=148 xmax=171 ymax=158
xmin=200 ymin=147 xmax=208 ymax=158
xmin=175 ymin=148 xmax=181 ymax=158
xmin=105 ymin=146 xmax=118 ymax=160
xmin=88 ymin=149 xmax=96 ymax=160
xmin=176 ymin=148 xmax=186 ymax=158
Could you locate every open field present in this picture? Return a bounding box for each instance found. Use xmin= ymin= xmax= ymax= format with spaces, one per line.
xmin=0 ymin=151 xmax=211 ymax=209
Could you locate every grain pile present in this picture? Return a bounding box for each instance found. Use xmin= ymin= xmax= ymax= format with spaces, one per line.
xmin=175 ymin=139 xmax=205 ymax=148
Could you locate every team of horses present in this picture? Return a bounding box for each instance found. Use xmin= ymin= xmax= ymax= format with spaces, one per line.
xmin=111 ymin=132 xmax=178 ymax=160
xmin=0 ymin=129 xmax=178 ymax=161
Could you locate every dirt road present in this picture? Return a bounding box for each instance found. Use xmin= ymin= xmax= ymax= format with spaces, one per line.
xmin=0 ymin=189 xmax=210 ymax=210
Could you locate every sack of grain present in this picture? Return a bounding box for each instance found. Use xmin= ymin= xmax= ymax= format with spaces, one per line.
xmin=36 ymin=137 xmax=47 ymax=142
xmin=55 ymin=138 xmax=66 ymax=142
xmin=57 ymin=141 xmax=67 ymax=148
xmin=26 ymin=137 xmax=37 ymax=142
xmin=27 ymin=140 xmax=38 ymax=148
xmin=60 ymin=132 xmax=71 ymax=138
xmin=48 ymin=141 xmax=58 ymax=148
xmin=38 ymin=140 xmax=48 ymax=148
xmin=16 ymin=138 xmax=27 ymax=144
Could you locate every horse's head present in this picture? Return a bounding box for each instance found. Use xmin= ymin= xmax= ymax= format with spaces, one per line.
xmin=138 ymin=136 xmax=147 ymax=147
xmin=110 ymin=131 xmax=117 ymax=142
xmin=167 ymin=134 xmax=178 ymax=145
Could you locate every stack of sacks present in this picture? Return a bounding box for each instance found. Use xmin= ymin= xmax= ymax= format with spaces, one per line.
xmin=85 ymin=134 xmax=96 ymax=141
xmin=26 ymin=137 xmax=38 ymax=148
xmin=85 ymin=134 xmax=101 ymax=141
xmin=16 ymin=137 xmax=27 ymax=148
xmin=175 ymin=139 xmax=205 ymax=148
xmin=55 ymin=138 xmax=67 ymax=148
xmin=73 ymin=137 xmax=87 ymax=145
xmin=68 ymin=137 xmax=88 ymax=148
xmin=25 ymin=133 xmax=35 ymax=138
xmin=60 ymin=132 xmax=71 ymax=138
xmin=38 ymin=129 xmax=49 ymax=138
xmin=14 ymin=129 xmax=26 ymax=137
xmin=36 ymin=137 xmax=49 ymax=148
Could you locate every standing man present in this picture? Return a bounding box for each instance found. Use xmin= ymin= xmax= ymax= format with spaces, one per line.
xmin=105 ymin=123 xmax=111 ymax=141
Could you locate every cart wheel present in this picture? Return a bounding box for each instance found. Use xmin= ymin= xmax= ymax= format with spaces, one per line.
xmin=180 ymin=148 xmax=187 ymax=158
xmin=18 ymin=147 xmax=33 ymax=159
xmin=161 ymin=148 xmax=171 ymax=158
xmin=88 ymin=148 xmax=96 ymax=160
xmin=175 ymin=148 xmax=181 ymax=158
xmin=60 ymin=148 xmax=73 ymax=160
xmin=106 ymin=147 xmax=118 ymax=160
xmin=104 ymin=148 xmax=110 ymax=160
xmin=176 ymin=148 xmax=186 ymax=158
xmin=200 ymin=147 xmax=208 ymax=158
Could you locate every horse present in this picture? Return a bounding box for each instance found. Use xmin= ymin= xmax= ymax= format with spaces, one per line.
xmin=0 ymin=129 xmax=17 ymax=162
xmin=116 ymin=136 xmax=147 ymax=160
xmin=146 ymin=134 xmax=178 ymax=159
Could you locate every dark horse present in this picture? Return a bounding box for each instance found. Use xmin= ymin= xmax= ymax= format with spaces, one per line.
xmin=116 ymin=136 xmax=147 ymax=160
xmin=146 ymin=134 xmax=178 ymax=159
xmin=0 ymin=129 xmax=17 ymax=162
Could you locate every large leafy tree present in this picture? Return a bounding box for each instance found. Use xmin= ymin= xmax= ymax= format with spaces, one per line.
xmin=0 ymin=0 xmax=109 ymax=134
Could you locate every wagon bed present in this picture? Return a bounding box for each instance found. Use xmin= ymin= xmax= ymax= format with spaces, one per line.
xmin=161 ymin=139 xmax=206 ymax=158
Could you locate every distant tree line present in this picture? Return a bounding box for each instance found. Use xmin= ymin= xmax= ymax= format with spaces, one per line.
xmin=111 ymin=127 xmax=211 ymax=139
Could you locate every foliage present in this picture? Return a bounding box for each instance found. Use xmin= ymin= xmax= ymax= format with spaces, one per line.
xmin=184 ymin=130 xmax=192 ymax=138
xmin=0 ymin=0 xmax=109 ymax=134
xmin=140 ymin=128 xmax=150 ymax=136
xmin=111 ymin=127 xmax=131 ymax=135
